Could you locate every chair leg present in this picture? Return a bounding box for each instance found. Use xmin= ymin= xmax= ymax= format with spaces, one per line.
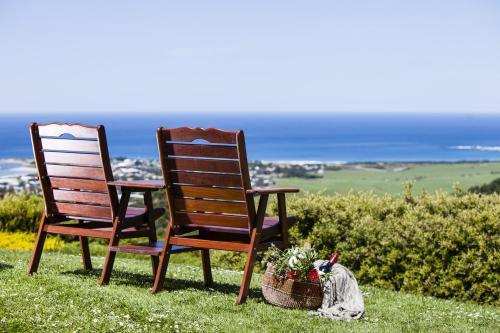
xmin=148 ymin=225 xmax=159 ymax=276
xmin=152 ymin=248 xmax=171 ymax=294
xmin=144 ymin=191 xmax=159 ymax=276
xmin=236 ymin=193 xmax=267 ymax=304
xmin=152 ymin=224 xmax=173 ymax=294
xmin=28 ymin=215 xmax=48 ymax=274
xmin=79 ymin=236 xmax=92 ymax=271
xmin=201 ymin=249 xmax=213 ymax=287
xmin=100 ymin=190 xmax=129 ymax=286
xmin=99 ymin=246 xmax=117 ymax=285
xmin=277 ymin=193 xmax=289 ymax=247
xmin=236 ymin=248 xmax=258 ymax=305
xmin=100 ymin=235 xmax=119 ymax=286
xmin=151 ymin=255 xmax=159 ymax=276
xmin=99 ymin=239 xmax=118 ymax=286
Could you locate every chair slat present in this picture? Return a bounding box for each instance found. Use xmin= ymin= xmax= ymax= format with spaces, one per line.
xmin=169 ymin=236 xmax=249 ymax=252
xmin=174 ymin=212 xmax=249 ymax=228
xmin=44 ymin=152 xmax=102 ymax=167
xmin=41 ymin=138 xmax=100 ymax=153
xmin=38 ymin=123 xmax=99 ymax=139
xmin=50 ymin=202 xmax=112 ymax=219
xmin=167 ymin=157 xmax=240 ymax=174
xmin=164 ymin=127 xmax=237 ymax=144
xmin=174 ymin=198 xmax=247 ymax=215
xmin=46 ymin=165 xmax=105 ymax=180
xmin=49 ymin=177 xmax=108 ymax=192
xmin=166 ymin=143 xmax=238 ymax=159
xmin=52 ymin=189 xmax=110 ymax=206
xmin=173 ymin=185 xmax=245 ymax=201
xmin=170 ymin=171 xmax=242 ymax=187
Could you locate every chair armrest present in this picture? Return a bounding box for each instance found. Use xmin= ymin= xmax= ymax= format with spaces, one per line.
xmin=107 ymin=180 xmax=165 ymax=192
xmin=246 ymin=187 xmax=300 ymax=195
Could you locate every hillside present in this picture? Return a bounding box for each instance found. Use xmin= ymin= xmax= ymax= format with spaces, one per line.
xmin=0 ymin=250 xmax=498 ymax=332
xmin=276 ymin=162 xmax=500 ymax=194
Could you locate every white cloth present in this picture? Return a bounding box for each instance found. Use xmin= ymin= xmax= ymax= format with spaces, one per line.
xmin=309 ymin=261 xmax=365 ymax=321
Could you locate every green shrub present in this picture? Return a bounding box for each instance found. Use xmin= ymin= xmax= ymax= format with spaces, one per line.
xmin=268 ymin=186 xmax=500 ymax=305
xmin=1 ymin=189 xmax=498 ymax=305
xmin=469 ymin=177 xmax=500 ymax=194
xmin=0 ymin=193 xmax=44 ymax=232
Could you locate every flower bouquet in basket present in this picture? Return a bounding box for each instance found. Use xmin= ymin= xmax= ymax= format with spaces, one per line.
xmin=261 ymin=245 xmax=323 ymax=309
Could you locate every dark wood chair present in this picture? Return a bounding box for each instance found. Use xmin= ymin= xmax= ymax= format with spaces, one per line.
xmin=151 ymin=127 xmax=299 ymax=304
xmin=28 ymin=123 xmax=171 ymax=284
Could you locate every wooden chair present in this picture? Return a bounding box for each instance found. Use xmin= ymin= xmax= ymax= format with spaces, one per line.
xmin=152 ymin=127 xmax=299 ymax=304
xmin=27 ymin=123 xmax=170 ymax=284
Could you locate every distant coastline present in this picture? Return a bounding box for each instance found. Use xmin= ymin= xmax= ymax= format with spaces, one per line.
xmin=2 ymin=157 xmax=500 ymax=194
xmin=0 ymin=159 xmax=36 ymax=177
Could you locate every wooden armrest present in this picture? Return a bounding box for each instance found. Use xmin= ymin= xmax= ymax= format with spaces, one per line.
xmin=107 ymin=180 xmax=165 ymax=192
xmin=246 ymin=187 xmax=300 ymax=195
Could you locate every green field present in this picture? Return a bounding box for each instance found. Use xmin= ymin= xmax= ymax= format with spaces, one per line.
xmin=0 ymin=249 xmax=499 ymax=332
xmin=276 ymin=162 xmax=500 ymax=195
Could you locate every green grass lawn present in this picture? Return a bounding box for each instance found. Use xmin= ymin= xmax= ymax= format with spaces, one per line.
xmin=0 ymin=250 xmax=498 ymax=332
xmin=276 ymin=162 xmax=500 ymax=195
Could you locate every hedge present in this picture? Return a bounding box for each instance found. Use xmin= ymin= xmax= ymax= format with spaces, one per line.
xmin=268 ymin=184 xmax=500 ymax=305
xmin=469 ymin=177 xmax=500 ymax=194
xmin=1 ymin=186 xmax=498 ymax=305
xmin=0 ymin=193 xmax=43 ymax=232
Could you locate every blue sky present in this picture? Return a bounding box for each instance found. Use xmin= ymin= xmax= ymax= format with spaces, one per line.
xmin=0 ymin=0 xmax=499 ymax=114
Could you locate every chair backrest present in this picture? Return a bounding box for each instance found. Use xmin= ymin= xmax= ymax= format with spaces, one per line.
xmin=157 ymin=127 xmax=255 ymax=231
xmin=30 ymin=123 xmax=118 ymax=221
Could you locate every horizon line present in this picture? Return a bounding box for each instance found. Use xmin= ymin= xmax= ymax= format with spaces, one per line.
xmin=1 ymin=110 xmax=500 ymax=116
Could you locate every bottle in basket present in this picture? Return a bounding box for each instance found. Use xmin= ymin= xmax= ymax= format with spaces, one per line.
xmin=318 ymin=253 xmax=338 ymax=273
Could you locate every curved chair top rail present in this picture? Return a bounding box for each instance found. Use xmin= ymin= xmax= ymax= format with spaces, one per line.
xmin=159 ymin=126 xmax=241 ymax=145
xmin=33 ymin=122 xmax=101 ymax=140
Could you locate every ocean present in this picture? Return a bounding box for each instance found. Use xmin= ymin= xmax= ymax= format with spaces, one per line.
xmin=1 ymin=112 xmax=500 ymax=163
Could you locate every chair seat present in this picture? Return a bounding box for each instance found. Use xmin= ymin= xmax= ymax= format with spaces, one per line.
xmin=184 ymin=216 xmax=296 ymax=241
xmin=109 ymin=242 xmax=197 ymax=256
xmin=46 ymin=207 xmax=165 ymax=239
xmin=125 ymin=207 xmax=165 ymax=221
xmin=64 ymin=207 xmax=165 ymax=223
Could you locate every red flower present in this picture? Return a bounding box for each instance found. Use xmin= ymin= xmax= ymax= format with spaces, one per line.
xmin=308 ymin=269 xmax=319 ymax=282
xmin=286 ymin=271 xmax=298 ymax=280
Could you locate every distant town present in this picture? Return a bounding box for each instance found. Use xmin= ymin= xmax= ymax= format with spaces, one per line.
xmin=0 ymin=158 xmax=327 ymax=194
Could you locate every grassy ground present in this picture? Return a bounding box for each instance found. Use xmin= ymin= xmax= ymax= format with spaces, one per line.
xmin=0 ymin=250 xmax=498 ymax=333
xmin=276 ymin=162 xmax=500 ymax=195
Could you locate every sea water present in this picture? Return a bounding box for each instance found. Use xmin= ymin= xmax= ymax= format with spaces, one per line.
xmin=1 ymin=112 xmax=500 ymax=163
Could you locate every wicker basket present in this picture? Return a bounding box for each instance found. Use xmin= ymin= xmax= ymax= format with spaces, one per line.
xmin=262 ymin=265 xmax=323 ymax=309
